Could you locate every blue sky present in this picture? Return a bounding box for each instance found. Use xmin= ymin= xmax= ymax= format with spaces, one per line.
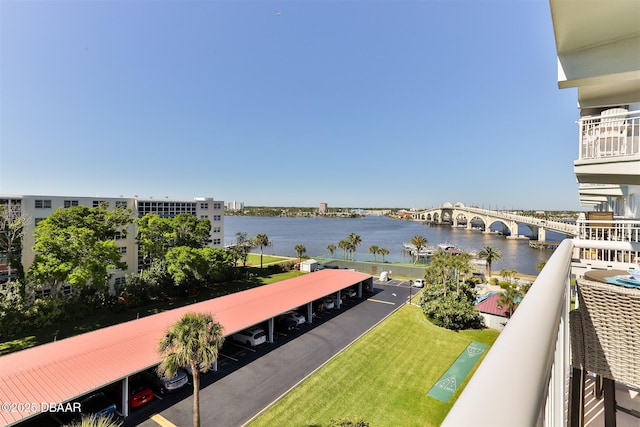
xmin=0 ymin=1 xmax=580 ymax=210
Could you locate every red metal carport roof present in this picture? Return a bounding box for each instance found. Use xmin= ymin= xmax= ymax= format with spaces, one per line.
xmin=0 ymin=269 xmax=372 ymax=426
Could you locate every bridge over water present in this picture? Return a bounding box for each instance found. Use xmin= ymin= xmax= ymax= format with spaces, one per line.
xmin=406 ymin=203 xmax=578 ymax=242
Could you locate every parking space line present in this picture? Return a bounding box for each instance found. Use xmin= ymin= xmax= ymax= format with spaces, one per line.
xmin=150 ymin=413 xmax=177 ymax=427
xmin=367 ymin=298 xmax=395 ymax=305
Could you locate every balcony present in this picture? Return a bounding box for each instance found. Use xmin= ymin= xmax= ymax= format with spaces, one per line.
xmin=442 ymin=239 xmax=640 ymax=427
xmin=574 ymin=218 xmax=640 ymax=272
xmin=574 ymin=110 xmax=640 ymax=185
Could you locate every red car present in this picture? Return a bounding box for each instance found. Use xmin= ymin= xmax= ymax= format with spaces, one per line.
xmin=109 ymin=376 xmax=154 ymax=410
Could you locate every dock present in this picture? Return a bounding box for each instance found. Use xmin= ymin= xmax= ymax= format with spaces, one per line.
xmin=528 ymin=241 xmax=560 ymax=250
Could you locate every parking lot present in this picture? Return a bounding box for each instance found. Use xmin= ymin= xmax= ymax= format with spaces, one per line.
xmin=120 ymin=281 xmax=409 ymax=427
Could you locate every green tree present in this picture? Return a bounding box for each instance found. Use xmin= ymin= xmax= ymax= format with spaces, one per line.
xmin=477 ymin=246 xmax=503 ymax=278
xmin=368 ymin=245 xmax=379 ymax=262
xmin=158 ymin=312 xmax=224 ymax=427
xmin=347 ymin=233 xmax=362 ymax=260
xmin=377 ymin=247 xmax=389 ymax=262
xmin=338 ymin=239 xmax=350 ymax=260
xmin=173 ymin=214 xmax=211 ymax=248
xmin=136 ymin=214 xmax=174 ymax=266
xmin=64 ymin=414 xmax=122 ymax=427
xmin=497 ymin=284 xmax=523 ymax=318
xmin=28 ymin=205 xmax=132 ymax=298
xmin=232 ymin=232 xmax=252 ymax=267
xmin=409 ymin=235 xmax=428 ymax=264
xmin=326 ymin=244 xmax=336 ymax=258
xmin=0 ymin=204 xmax=31 ymax=288
xmin=294 ymin=244 xmax=306 ymax=262
xmin=536 ymin=260 xmax=547 ymax=272
xmin=252 ymin=233 xmax=270 ymax=268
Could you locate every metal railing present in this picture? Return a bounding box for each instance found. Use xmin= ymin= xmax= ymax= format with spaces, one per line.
xmin=442 ymin=239 xmax=574 ymax=426
xmin=579 ymin=110 xmax=640 ymax=160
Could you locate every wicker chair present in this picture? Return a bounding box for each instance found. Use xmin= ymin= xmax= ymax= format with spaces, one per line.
xmin=570 ymin=278 xmax=640 ymax=427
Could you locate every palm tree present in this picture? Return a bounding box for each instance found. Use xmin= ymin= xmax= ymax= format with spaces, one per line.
xmin=294 ymin=244 xmax=306 ymax=262
xmin=347 ymin=233 xmax=362 ymax=261
xmin=497 ymin=285 xmax=522 ymax=318
xmin=326 ymin=244 xmax=336 ymax=259
xmin=157 ymin=312 xmax=224 ymax=427
xmin=65 ymin=415 xmax=122 ymax=427
xmin=338 ymin=239 xmax=350 ymax=259
xmin=253 ymin=233 xmax=269 ymax=268
xmin=377 ymin=247 xmax=389 ymax=262
xmin=409 ymin=235 xmax=428 ymax=264
xmin=478 ymin=246 xmax=503 ymax=279
xmin=369 ymin=245 xmax=379 ymax=262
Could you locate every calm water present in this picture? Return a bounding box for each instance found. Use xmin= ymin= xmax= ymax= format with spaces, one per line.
xmin=224 ymin=215 xmax=565 ymax=276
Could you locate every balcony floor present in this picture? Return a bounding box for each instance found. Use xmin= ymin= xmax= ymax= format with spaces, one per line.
xmin=583 ymin=375 xmax=640 ymax=427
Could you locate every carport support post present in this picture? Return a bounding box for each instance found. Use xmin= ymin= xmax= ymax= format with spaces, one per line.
xmin=213 ymin=343 xmax=218 ymax=372
xmin=267 ymin=317 xmax=274 ymax=343
xmin=306 ymin=302 xmax=313 ymax=324
xmin=336 ymin=291 xmax=341 ymax=309
xmin=121 ymin=377 xmax=129 ymax=417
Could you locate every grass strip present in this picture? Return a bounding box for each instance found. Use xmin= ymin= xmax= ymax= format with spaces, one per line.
xmin=250 ymin=306 xmax=498 ymax=427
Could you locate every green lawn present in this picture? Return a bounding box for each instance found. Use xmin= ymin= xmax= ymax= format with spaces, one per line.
xmin=245 ymin=253 xmax=294 ymax=266
xmin=250 ymin=306 xmax=499 ymax=427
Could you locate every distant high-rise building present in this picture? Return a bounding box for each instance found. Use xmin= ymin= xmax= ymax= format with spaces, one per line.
xmin=227 ymin=200 xmax=244 ymax=211
xmin=319 ymin=202 xmax=328 ymax=214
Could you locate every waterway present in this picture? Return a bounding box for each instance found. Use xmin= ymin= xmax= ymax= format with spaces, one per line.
xmin=224 ymin=215 xmax=566 ymax=276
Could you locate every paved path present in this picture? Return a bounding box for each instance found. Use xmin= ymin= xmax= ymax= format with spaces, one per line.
xmin=126 ymin=281 xmax=410 ymax=427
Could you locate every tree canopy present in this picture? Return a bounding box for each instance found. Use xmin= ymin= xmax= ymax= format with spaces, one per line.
xmin=28 ymin=205 xmax=132 ymax=297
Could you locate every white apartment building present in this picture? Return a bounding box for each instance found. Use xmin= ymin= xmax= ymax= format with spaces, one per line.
xmin=0 ymin=195 xmax=224 ymax=290
xmin=227 ymin=200 xmax=244 ymax=211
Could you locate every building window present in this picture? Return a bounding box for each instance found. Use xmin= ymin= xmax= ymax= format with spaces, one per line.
xmin=64 ymin=200 xmax=79 ymax=208
xmin=213 ymin=202 xmax=222 ymax=209
xmin=93 ymin=200 xmax=108 ymax=208
xmin=35 ymin=199 xmax=52 ymax=209
xmin=115 ymin=200 xmax=127 ymax=207
xmin=120 ymin=247 xmax=127 ymax=254
xmin=114 ymin=231 xmax=125 ymax=240
xmin=114 ymin=277 xmax=126 ymax=286
xmin=200 ymin=202 xmax=209 ymax=209
xmin=213 ymin=227 xmax=221 ymax=233
xmin=212 ymin=238 xmax=221 ymax=245
xmin=213 ymin=215 xmax=221 ymax=221
xmin=201 ymin=215 xmax=209 ymax=219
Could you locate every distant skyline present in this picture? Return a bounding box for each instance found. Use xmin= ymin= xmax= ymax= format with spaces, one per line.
xmin=1 ymin=1 xmax=580 ymax=210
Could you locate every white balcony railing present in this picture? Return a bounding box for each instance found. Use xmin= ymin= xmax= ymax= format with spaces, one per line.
xmin=443 ymin=240 xmax=574 ymax=426
xmin=575 ymin=219 xmax=640 ymax=266
xmin=579 ymin=109 xmax=640 ymax=160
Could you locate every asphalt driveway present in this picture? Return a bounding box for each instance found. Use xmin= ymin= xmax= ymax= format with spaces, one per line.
xmin=127 ymin=281 xmax=409 ymax=427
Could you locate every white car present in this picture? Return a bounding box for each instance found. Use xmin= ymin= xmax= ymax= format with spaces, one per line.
xmin=231 ymin=328 xmax=267 ymax=346
xmin=413 ymin=279 xmax=425 ymax=288
xmin=343 ymin=288 xmax=357 ymax=298
xmin=322 ymin=297 xmax=335 ymax=310
xmin=283 ymin=311 xmax=305 ymax=325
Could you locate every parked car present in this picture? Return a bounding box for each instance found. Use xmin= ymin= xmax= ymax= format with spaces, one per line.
xmin=413 ymin=279 xmax=425 ymax=288
xmin=322 ymin=297 xmax=335 ymax=310
xmin=231 ymin=328 xmax=267 ymax=346
xmin=142 ymin=368 xmax=189 ymax=394
xmin=276 ymin=316 xmax=297 ymax=332
xmin=108 ymin=376 xmax=154 ymax=410
xmin=343 ymin=288 xmax=357 ymax=298
xmin=283 ymin=311 xmax=305 ymax=325
xmin=80 ymin=392 xmax=117 ymax=419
